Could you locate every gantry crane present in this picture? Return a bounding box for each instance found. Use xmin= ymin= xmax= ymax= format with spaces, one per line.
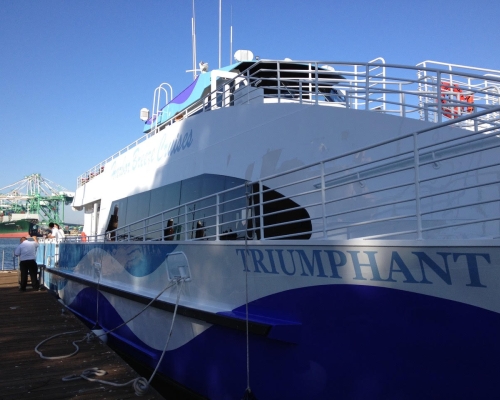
xmin=0 ymin=173 xmax=74 ymax=225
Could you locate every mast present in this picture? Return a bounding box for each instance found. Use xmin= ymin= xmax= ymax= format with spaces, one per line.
xmin=230 ymin=4 xmax=233 ymax=64
xmin=219 ymin=0 xmax=222 ymax=69
xmin=192 ymin=0 xmax=197 ymax=80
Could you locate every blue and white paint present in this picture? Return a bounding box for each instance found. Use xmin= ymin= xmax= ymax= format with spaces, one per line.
xmin=43 ymin=240 xmax=500 ymax=399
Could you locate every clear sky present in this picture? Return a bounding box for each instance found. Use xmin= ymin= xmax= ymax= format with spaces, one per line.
xmin=1 ymin=0 xmax=499 ymax=223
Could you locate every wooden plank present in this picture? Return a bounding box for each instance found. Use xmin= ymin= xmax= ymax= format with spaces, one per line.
xmin=0 ymin=271 xmax=165 ymax=400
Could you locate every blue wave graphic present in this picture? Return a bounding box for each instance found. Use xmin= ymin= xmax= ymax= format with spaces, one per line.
xmin=59 ymin=243 xmax=177 ymax=277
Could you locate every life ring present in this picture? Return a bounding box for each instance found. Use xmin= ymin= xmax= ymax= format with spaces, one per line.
xmin=81 ymin=231 xmax=87 ymax=242
xmin=441 ymin=82 xmax=474 ymax=118
xmin=460 ymin=92 xmax=474 ymax=113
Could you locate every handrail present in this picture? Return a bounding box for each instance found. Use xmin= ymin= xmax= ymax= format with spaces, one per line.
xmin=76 ymin=60 xmax=500 ymax=188
xmin=73 ymin=106 xmax=500 ymax=244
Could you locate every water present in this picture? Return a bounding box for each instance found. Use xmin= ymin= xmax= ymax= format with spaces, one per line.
xmin=0 ymin=238 xmax=19 ymax=270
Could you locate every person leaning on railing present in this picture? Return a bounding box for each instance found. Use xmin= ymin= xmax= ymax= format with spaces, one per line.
xmin=46 ymin=222 xmax=63 ymax=242
xmin=14 ymin=235 xmax=40 ymax=292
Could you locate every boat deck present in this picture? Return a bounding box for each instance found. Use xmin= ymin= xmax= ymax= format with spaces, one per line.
xmin=0 ymin=271 xmax=165 ymax=400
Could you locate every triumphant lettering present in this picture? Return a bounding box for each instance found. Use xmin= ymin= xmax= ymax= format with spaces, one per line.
xmin=235 ymin=248 xmax=493 ymax=288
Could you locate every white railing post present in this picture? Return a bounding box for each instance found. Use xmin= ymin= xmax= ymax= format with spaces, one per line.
xmin=259 ymin=181 xmax=264 ymax=240
xmin=315 ymin=63 xmax=319 ymax=105
xmin=400 ymin=84 xmax=405 ymax=117
xmin=320 ymin=162 xmax=327 ymax=238
xmin=365 ymin=64 xmax=370 ymax=110
xmin=308 ymin=63 xmax=312 ymax=102
xmin=437 ymin=71 xmax=443 ymax=123
xmin=216 ymin=194 xmax=220 ymax=240
xmin=246 ymin=69 xmax=250 ymax=104
xmin=413 ymin=131 xmax=423 ymax=239
xmin=184 ymin=204 xmax=189 ymax=240
xmin=161 ymin=213 xmax=165 ymax=241
xmin=277 ymin=62 xmax=281 ymax=103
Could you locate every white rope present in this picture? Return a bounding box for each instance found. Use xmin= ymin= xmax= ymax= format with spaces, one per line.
xmin=92 ymin=280 xmax=177 ymax=339
xmin=34 ymin=330 xmax=84 ymax=360
xmin=34 ymin=280 xmax=177 ymax=360
xmin=34 ymin=278 xmax=183 ymax=396
xmin=59 ymin=278 xmax=186 ymax=396
xmin=147 ymin=278 xmax=185 ymax=384
xmin=91 ymin=248 xmax=105 ymax=330
xmin=62 ymin=367 xmax=150 ymax=396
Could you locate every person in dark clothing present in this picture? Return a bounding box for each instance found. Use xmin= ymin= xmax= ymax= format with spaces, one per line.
xmin=15 ymin=236 xmax=40 ymax=291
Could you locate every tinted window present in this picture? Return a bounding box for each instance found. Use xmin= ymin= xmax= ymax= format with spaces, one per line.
xmin=105 ymin=174 xmax=311 ymax=241
xmin=249 ymin=183 xmax=312 ymax=240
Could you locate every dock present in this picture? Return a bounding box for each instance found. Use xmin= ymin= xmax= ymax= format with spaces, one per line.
xmin=0 ymin=271 xmax=165 ymax=399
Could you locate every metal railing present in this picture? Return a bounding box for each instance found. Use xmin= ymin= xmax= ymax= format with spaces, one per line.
xmin=73 ymin=106 xmax=500 ymax=244
xmin=1 ymin=250 xmax=17 ymax=270
xmin=76 ymin=59 xmax=500 ymax=188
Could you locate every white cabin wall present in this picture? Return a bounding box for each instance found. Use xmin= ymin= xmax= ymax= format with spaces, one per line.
xmin=81 ymin=103 xmax=439 ymax=234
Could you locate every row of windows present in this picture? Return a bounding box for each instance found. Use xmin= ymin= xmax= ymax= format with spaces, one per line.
xmin=106 ymin=174 xmax=312 ymax=241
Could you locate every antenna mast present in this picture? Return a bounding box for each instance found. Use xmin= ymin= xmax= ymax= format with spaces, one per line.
xmin=218 ymin=0 xmax=222 ymax=69
xmin=192 ymin=0 xmax=197 ymax=80
xmin=230 ymin=5 xmax=233 ymax=64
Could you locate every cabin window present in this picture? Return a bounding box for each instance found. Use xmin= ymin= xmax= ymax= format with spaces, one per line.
xmin=126 ymin=191 xmax=151 ymax=234
xmin=105 ymin=174 xmax=311 ymax=241
xmin=248 ymin=183 xmax=312 ymax=240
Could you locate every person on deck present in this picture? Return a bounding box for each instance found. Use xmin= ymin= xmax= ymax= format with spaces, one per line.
xmin=47 ymin=222 xmax=63 ymax=242
xmin=54 ymin=223 xmax=65 ymax=241
xmin=15 ymin=236 xmax=39 ymax=292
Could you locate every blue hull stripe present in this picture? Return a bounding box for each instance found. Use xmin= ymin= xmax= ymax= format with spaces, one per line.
xmin=67 ymin=284 xmax=500 ymax=399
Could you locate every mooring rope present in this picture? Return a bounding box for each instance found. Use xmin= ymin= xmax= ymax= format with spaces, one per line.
xmin=60 ymin=278 xmax=185 ymax=396
xmin=62 ymin=367 xmax=149 ymax=396
xmin=35 ymin=279 xmax=177 ymax=360
xmin=242 ymin=182 xmax=254 ymax=399
xmin=35 ymin=276 xmax=184 ymax=396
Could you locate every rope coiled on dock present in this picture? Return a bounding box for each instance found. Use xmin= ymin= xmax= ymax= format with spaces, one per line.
xmin=62 ymin=367 xmax=150 ymax=396
xmin=35 ymin=278 xmax=186 ymax=396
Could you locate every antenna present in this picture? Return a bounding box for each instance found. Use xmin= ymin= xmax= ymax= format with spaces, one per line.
xmin=218 ymin=0 xmax=222 ymax=69
xmin=192 ymin=0 xmax=197 ymax=80
xmin=230 ymin=5 xmax=233 ymax=64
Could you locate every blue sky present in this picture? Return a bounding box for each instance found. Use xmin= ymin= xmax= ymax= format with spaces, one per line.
xmin=1 ymin=0 xmax=499 ymax=223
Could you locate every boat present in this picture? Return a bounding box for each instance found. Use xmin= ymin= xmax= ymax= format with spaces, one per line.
xmin=0 ymin=213 xmax=38 ymax=238
xmin=39 ymin=53 xmax=500 ymax=399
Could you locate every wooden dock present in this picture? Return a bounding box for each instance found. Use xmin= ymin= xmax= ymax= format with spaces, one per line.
xmin=0 ymin=271 xmax=165 ymax=400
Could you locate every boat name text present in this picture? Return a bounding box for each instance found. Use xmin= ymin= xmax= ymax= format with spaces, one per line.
xmin=235 ymin=248 xmax=491 ymax=288
xmin=110 ymin=129 xmax=193 ymax=179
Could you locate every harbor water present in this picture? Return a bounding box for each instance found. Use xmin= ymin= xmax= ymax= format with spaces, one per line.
xmin=0 ymin=238 xmax=19 ymax=270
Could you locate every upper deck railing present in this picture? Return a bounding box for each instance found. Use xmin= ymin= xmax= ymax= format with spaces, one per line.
xmin=66 ymin=106 xmax=500 ymax=247
xmin=76 ymin=59 xmax=500 ymax=188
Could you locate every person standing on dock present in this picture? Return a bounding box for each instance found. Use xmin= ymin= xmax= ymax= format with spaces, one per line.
xmin=15 ymin=236 xmax=39 ymax=292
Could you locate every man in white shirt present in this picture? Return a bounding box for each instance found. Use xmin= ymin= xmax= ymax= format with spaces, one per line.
xmin=14 ymin=236 xmax=39 ymax=291
xmin=47 ymin=222 xmax=62 ymax=242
